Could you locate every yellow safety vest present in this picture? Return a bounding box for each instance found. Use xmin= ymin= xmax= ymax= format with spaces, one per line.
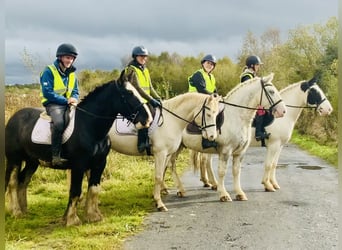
xmin=188 ymin=69 xmax=216 ymax=93
xmin=40 ymin=65 xmax=75 ymax=103
xmin=128 ymin=65 xmax=151 ymax=102
xmin=240 ymin=72 xmax=254 ymax=83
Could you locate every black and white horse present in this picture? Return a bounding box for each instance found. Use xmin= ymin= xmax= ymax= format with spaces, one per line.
xmin=5 ymin=80 xmax=153 ymax=226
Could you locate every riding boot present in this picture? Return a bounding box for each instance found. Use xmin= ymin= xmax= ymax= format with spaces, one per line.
xmin=202 ymin=138 xmax=218 ymax=149
xmin=51 ymin=128 xmax=68 ymax=167
xmin=137 ymin=128 xmax=149 ymax=153
xmin=254 ymin=115 xmax=270 ymax=141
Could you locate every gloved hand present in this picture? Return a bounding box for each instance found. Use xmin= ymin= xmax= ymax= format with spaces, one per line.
xmin=149 ymin=98 xmax=162 ymax=108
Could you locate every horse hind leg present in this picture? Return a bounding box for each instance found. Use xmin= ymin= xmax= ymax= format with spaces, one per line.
xmin=6 ymin=161 xmax=23 ymax=217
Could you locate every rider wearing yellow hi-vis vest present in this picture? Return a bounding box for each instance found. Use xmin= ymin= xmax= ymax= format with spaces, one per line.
xmin=188 ymin=54 xmax=218 ymax=149
xmin=40 ymin=43 xmax=79 ymax=167
xmin=121 ymin=46 xmax=161 ymax=154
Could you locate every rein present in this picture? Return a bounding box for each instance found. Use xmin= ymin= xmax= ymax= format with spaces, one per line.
xmin=160 ymin=97 xmax=214 ymax=130
xmin=219 ymin=79 xmax=282 ymax=112
xmin=75 ymin=82 xmax=145 ymax=123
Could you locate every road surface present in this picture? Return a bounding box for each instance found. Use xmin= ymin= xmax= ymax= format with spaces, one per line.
xmin=124 ymin=144 xmax=338 ymax=250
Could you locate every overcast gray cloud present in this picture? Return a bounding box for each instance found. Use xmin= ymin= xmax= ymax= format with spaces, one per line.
xmin=5 ymin=0 xmax=337 ymax=84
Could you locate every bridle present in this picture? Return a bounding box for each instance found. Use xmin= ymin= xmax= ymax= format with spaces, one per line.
xmin=258 ymin=79 xmax=283 ymax=113
xmin=75 ymin=82 xmax=146 ymax=124
xmin=286 ymin=84 xmax=327 ymax=111
xmin=219 ymin=79 xmax=283 ymax=112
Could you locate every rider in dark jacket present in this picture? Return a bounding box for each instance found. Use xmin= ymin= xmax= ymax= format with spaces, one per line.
xmin=188 ymin=54 xmax=218 ymax=149
xmin=240 ymin=55 xmax=270 ymax=144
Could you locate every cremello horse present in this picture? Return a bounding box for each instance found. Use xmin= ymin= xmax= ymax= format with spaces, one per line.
xmin=167 ymin=73 xmax=286 ymax=202
xmin=193 ymin=76 xmax=333 ymax=192
xmin=109 ymin=92 xmax=221 ymax=211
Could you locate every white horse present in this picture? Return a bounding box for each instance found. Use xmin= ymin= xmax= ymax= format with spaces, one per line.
xmin=167 ymin=73 xmax=286 ymax=202
xmin=109 ymin=92 xmax=221 ymax=211
xmin=192 ymin=76 xmax=333 ymax=192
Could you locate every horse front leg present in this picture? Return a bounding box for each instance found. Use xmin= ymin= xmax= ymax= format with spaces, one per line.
xmin=64 ymin=167 xmax=83 ymax=226
xmin=232 ymin=154 xmax=247 ymax=201
xmin=262 ymin=144 xmax=281 ymax=192
xmin=204 ymin=154 xmax=218 ymax=190
xmin=269 ymin=147 xmax=282 ymax=190
xmin=217 ymin=151 xmax=232 ymax=202
xmin=154 ymin=152 xmax=168 ymax=211
xmin=85 ymin=157 xmax=107 ymax=223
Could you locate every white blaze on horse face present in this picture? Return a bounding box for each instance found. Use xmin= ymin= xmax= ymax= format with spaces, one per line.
xmin=125 ymin=81 xmax=153 ymax=127
xmin=314 ymin=86 xmax=333 ymax=116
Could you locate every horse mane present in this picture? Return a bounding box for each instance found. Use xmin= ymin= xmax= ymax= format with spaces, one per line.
xmin=280 ymin=80 xmax=304 ymax=95
xmin=223 ymin=76 xmax=261 ymax=99
xmin=79 ymin=80 xmax=117 ymax=105
xmin=163 ymin=92 xmax=206 ymax=110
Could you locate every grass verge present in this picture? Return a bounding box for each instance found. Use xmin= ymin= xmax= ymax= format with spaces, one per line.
xmin=290 ymin=129 xmax=337 ymax=168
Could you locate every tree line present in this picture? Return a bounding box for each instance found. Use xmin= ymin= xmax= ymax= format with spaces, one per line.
xmin=19 ymin=17 xmax=337 ymax=145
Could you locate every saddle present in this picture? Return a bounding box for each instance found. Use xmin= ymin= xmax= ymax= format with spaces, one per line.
xmin=31 ymin=107 xmax=75 ymax=145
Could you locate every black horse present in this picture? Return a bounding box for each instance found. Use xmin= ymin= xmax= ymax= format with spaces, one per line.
xmin=5 ymin=79 xmax=152 ymax=226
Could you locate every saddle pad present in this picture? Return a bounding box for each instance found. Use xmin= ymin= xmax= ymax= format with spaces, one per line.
xmin=113 ymin=108 xmax=161 ymax=136
xmin=31 ymin=108 xmax=76 ymax=145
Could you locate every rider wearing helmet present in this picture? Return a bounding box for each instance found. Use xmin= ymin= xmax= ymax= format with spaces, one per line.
xmin=240 ymin=55 xmax=270 ymax=145
xmin=121 ymin=45 xmax=161 ymax=154
xmin=40 ymin=43 xmax=79 ymax=166
xmin=240 ymin=55 xmax=263 ymax=82
xmin=188 ymin=54 xmax=218 ymax=149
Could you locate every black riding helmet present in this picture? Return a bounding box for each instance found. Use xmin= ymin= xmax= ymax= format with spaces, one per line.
xmin=132 ymin=46 xmax=149 ymax=58
xmin=201 ymin=54 xmax=217 ymax=65
xmin=56 ymin=43 xmax=78 ymax=58
xmin=246 ymin=55 xmax=263 ymax=68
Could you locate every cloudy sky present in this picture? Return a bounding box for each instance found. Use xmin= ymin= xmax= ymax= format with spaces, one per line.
xmin=5 ymin=0 xmax=338 ymax=84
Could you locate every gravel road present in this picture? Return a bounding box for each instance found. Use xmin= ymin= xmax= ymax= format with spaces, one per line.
xmin=124 ymin=144 xmax=338 ymax=250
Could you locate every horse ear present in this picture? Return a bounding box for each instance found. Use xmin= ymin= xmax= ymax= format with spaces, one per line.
xmin=263 ymin=72 xmax=274 ymax=83
xmin=117 ymin=70 xmax=127 ymax=85
xmin=308 ymin=75 xmax=318 ymax=86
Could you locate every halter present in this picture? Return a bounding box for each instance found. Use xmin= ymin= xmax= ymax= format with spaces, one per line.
xmin=75 ymin=82 xmax=145 ymax=124
xmin=160 ymin=97 xmax=217 ymax=131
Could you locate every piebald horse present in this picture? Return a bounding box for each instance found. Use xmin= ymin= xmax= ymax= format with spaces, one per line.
xmin=5 ymin=80 xmax=152 ymax=226
xmin=109 ymin=92 xmax=221 ymax=211
xmin=166 ymin=73 xmax=286 ymax=202
xmin=192 ymin=76 xmax=333 ymax=192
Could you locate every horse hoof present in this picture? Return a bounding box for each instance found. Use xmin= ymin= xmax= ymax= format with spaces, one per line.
xmin=157 ymin=206 xmax=168 ymax=212
xmin=161 ymin=189 xmax=170 ymax=195
xmin=273 ymin=184 xmax=280 ymax=190
xmin=203 ymin=183 xmax=211 ymax=188
xmin=176 ymin=191 xmax=185 ymax=197
xmin=211 ymin=185 xmax=217 ymax=191
xmin=265 ymin=187 xmax=276 ymax=192
xmin=236 ymin=194 xmax=248 ymax=201
xmin=220 ymin=196 xmax=232 ymax=202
